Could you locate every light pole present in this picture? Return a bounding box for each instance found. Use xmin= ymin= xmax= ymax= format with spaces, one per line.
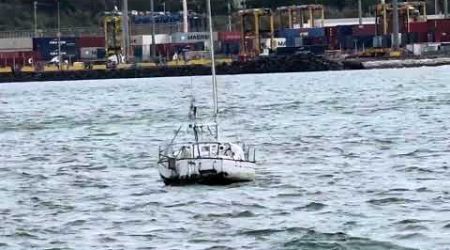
xmin=445 ymin=0 xmax=448 ymax=18
xmin=122 ymin=0 xmax=130 ymax=63
xmin=182 ymin=0 xmax=188 ymax=32
xmin=227 ymin=0 xmax=232 ymax=31
xmin=358 ymin=0 xmax=362 ymax=27
xmin=435 ymin=0 xmax=440 ymax=15
xmin=34 ymin=1 xmax=38 ymax=36
xmin=150 ymin=0 xmax=156 ymax=60
xmin=392 ymin=0 xmax=400 ymax=50
xmin=57 ymin=0 xmax=61 ymax=70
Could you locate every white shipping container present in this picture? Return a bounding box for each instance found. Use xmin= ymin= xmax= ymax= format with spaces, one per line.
xmin=262 ymin=38 xmax=286 ymax=49
xmin=0 ymin=37 xmax=33 ymax=51
xmin=131 ymin=34 xmax=171 ymax=45
xmin=80 ymin=47 xmax=103 ymax=60
xmin=171 ymin=32 xmax=218 ymax=44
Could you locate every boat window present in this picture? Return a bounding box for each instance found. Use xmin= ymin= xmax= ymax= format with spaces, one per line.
xmin=210 ymin=144 xmax=218 ymax=156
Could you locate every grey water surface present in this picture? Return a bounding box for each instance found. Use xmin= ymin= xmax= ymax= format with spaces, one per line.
xmin=1 ymin=66 xmax=450 ymax=250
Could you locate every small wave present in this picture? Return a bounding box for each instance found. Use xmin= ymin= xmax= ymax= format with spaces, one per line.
xmin=295 ymin=202 xmax=327 ymax=211
xmin=395 ymin=149 xmax=439 ymax=158
xmin=443 ymin=223 xmax=450 ymax=229
xmin=389 ymin=188 xmax=410 ymax=192
xmin=65 ymin=219 xmax=86 ymax=227
xmin=194 ymin=210 xmax=256 ymax=219
xmin=282 ymin=230 xmax=417 ymax=250
xmin=164 ymin=201 xmax=197 ymax=208
xmin=367 ymin=197 xmax=417 ymax=206
xmin=90 ymin=132 xmax=119 ymax=137
xmin=407 ymin=167 xmax=434 ymax=173
xmin=204 ymin=246 xmax=236 ymax=250
xmin=395 ymin=219 xmax=428 ymax=225
xmin=27 ymin=156 xmax=50 ymax=162
xmin=238 ymin=228 xmax=285 ymax=236
xmin=393 ymin=232 xmax=426 ymax=240
xmin=276 ymin=192 xmax=304 ymax=198
xmin=13 ymin=230 xmax=39 ymax=239
xmin=19 ymin=172 xmax=48 ymax=180
xmin=401 ymin=224 xmax=429 ymax=231
xmin=416 ymin=187 xmax=432 ymax=192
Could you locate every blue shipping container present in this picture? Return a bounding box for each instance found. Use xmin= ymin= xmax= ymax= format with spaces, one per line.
xmin=308 ymin=27 xmax=325 ymax=38
xmin=33 ymin=37 xmax=79 ymax=61
xmin=278 ymin=29 xmax=301 ymax=47
xmin=337 ymin=25 xmax=353 ymax=38
xmin=278 ymin=28 xmax=301 ymax=37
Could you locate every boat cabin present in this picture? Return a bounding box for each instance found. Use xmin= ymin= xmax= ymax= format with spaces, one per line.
xmin=160 ymin=142 xmax=256 ymax=162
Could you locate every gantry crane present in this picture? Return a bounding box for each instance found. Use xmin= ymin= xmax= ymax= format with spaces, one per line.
xmin=277 ymin=4 xmax=325 ymax=29
xmin=239 ymin=8 xmax=275 ymax=56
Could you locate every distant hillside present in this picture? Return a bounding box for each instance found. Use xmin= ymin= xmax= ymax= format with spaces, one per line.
xmin=0 ymin=0 xmax=440 ymax=32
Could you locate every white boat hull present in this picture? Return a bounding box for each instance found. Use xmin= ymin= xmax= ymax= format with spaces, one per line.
xmin=158 ymin=158 xmax=256 ymax=185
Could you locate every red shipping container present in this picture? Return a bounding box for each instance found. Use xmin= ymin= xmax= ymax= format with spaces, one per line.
xmin=218 ymin=32 xmax=241 ymax=42
xmin=352 ymin=24 xmax=376 ymax=37
xmin=78 ymin=36 xmax=105 ymax=48
xmin=416 ymin=32 xmax=428 ymax=43
xmin=428 ymin=19 xmax=450 ymax=33
xmin=0 ymin=51 xmax=39 ymax=67
xmin=409 ymin=22 xmax=428 ymax=33
xmin=435 ymin=32 xmax=450 ymax=42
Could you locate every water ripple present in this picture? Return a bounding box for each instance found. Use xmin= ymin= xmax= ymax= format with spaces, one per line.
xmin=1 ymin=67 xmax=450 ymax=249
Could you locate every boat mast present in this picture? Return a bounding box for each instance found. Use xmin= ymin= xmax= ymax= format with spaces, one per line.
xmin=206 ymin=0 xmax=219 ymax=140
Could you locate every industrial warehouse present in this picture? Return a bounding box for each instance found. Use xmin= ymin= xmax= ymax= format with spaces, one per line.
xmin=1 ymin=0 xmax=450 ymax=81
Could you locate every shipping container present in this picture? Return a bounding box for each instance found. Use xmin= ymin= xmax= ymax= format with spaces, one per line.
xmin=303 ymin=36 xmax=327 ymax=46
xmin=278 ymin=28 xmax=301 ymax=37
xmin=277 ymin=29 xmax=301 ymax=47
xmin=355 ymin=35 xmax=374 ymax=49
xmin=0 ymin=37 xmax=33 ymax=52
xmin=131 ymin=34 xmax=171 ymax=45
xmin=0 ymin=51 xmax=39 ymax=67
xmin=308 ymin=27 xmax=325 ymax=37
xmin=80 ymin=47 xmax=106 ymax=60
xmin=33 ymin=37 xmax=80 ymax=61
xmin=263 ymin=38 xmax=286 ymax=50
xmin=410 ymin=32 xmax=429 ymax=43
xmin=134 ymin=42 xmax=206 ymax=61
xmin=218 ymin=32 xmax=241 ymax=56
xmin=337 ymin=25 xmax=353 ymax=38
xmin=409 ymin=22 xmax=428 ymax=33
xmin=78 ymin=36 xmax=105 ymax=48
xmin=434 ymin=32 xmax=450 ymax=42
xmin=220 ymin=42 xmax=240 ymax=56
xmin=352 ymin=24 xmax=376 ymax=37
xmin=373 ymin=36 xmax=383 ymax=48
xmin=405 ymin=33 xmax=419 ymax=44
xmin=276 ymin=45 xmax=326 ymax=55
xmin=218 ymin=31 xmax=241 ymax=42
xmin=171 ymin=32 xmax=218 ymax=44
xmin=428 ymin=19 xmax=450 ymax=33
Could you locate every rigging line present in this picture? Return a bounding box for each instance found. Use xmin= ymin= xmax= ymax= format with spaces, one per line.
xmin=206 ymin=0 xmax=219 ymax=141
xmin=164 ymin=125 xmax=182 ymax=155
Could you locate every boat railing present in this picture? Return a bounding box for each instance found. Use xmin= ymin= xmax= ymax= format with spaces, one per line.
xmin=159 ymin=142 xmax=256 ymax=162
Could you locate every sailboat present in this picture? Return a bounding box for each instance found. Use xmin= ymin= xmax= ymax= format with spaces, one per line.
xmin=157 ymin=0 xmax=256 ymax=185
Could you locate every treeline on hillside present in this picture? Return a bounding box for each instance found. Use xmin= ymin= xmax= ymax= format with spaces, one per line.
xmin=0 ymin=0 xmax=440 ymax=31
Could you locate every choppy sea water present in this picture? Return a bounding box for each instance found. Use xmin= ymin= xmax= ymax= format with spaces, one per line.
xmin=1 ymin=66 xmax=450 ymax=250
